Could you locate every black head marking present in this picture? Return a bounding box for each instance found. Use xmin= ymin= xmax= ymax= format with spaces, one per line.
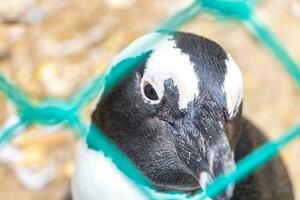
xmin=91 ymin=31 xmax=243 ymax=199
xmin=172 ymin=32 xmax=229 ymax=114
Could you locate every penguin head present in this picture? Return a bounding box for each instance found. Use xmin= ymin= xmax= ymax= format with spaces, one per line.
xmin=92 ymin=31 xmax=243 ymax=199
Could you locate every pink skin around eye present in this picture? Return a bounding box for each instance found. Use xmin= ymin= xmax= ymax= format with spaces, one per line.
xmin=143 ymin=80 xmax=150 ymax=88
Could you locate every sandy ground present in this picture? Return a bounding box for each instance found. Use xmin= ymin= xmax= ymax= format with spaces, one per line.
xmin=0 ymin=0 xmax=299 ymax=199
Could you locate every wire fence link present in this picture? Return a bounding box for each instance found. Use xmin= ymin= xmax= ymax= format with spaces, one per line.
xmin=0 ymin=0 xmax=300 ymax=199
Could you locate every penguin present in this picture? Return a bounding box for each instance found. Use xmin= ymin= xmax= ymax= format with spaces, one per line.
xmin=71 ymin=31 xmax=294 ymax=200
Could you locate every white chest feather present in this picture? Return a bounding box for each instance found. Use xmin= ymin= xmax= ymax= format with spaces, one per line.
xmin=71 ymin=142 xmax=146 ymax=200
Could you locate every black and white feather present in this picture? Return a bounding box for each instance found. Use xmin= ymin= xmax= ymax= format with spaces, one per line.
xmin=71 ymin=31 xmax=293 ymax=200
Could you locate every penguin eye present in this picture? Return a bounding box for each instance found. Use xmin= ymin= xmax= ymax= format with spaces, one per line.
xmin=143 ymin=83 xmax=159 ymax=101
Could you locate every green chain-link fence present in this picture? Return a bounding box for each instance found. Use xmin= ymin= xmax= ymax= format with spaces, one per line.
xmin=0 ymin=0 xmax=300 ymax=199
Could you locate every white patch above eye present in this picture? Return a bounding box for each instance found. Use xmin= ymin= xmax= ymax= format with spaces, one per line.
xmin=223 ymin=54 xmax=243 ymax=118
xmin=110 ymin=32 xmax=168 ymax=68
xmin=90 ymin=32 xmax=170 ymax=114
xmin=141 ymin=37 xmax=199 ymax=109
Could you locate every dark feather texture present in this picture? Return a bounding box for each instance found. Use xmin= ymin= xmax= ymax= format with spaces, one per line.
xmin=83 ymin=31 xmax=294 ymax=200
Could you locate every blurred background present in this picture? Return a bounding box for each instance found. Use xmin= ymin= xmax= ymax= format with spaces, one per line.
xmin=0 ymin=0 xmax=299 ymax=199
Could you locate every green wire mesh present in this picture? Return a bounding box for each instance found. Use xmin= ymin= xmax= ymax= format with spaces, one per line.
xmin=0 ymin=0 xmax=300 ymax=199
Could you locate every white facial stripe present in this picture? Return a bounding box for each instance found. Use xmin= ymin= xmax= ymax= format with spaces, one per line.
xmin=141 ymin=37 xmax=199 ymax=109
xmin=223 ymin=54 xmax=243 ymax=118
xmin=91 ymin=32 xmax=169 ymax=112
xmin=111 ymin=32 xmax=168 ymax=68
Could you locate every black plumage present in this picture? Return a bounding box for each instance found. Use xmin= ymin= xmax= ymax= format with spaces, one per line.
xmin=87 ymin=31 xmax=294 ymax=200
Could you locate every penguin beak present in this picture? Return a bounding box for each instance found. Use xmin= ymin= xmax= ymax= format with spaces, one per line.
xmin=163 ymin=116 xmax=235 ymax=200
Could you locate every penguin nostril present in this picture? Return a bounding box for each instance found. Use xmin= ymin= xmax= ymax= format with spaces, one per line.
xmin=144 ymin=83 xmax=159 ymax=101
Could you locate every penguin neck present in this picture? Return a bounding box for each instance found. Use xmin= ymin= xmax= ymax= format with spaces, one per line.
xmin=225 ymin=105 xmax=243 ymax=150
xmin=85 ymin=123 xmax=155 ymax=189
